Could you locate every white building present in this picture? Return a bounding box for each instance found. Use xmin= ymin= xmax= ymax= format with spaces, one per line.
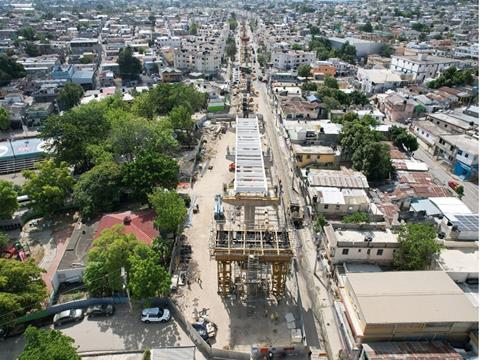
xmin=329 ymin=37 xmax=383 ymax=58
xmin=271 ymin=50 xmax=316 ymax=71
xmin=356 ymin=68 xmax=404 ymax=94
xmin=323 ymin=224 xmax=399 ymax=265
xmin=156 ymin=36 xmax=181 ymax=48
xmin=454 ymin=44 xmax=479 ymax=59
xmin=174 ymin=48 xmax=221 ymax=74
xmin=390 ymin=54 xmax=461 ymax=82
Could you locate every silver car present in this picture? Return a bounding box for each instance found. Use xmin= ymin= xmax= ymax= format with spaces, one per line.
xmin=53 ymin=309 xmax=84 ymax=327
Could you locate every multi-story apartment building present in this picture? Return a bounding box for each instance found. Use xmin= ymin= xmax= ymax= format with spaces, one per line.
xmin=390 ymin=54 xmax=461 ymax=82
xmin=434 ymin=134 xmax=479 ymax=180
xmin=271 ymin=50 xmax=316 ymax=71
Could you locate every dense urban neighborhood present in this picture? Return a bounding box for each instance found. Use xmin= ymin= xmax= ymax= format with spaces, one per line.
xmin=0 ymin=0 xmax=478 ymax=360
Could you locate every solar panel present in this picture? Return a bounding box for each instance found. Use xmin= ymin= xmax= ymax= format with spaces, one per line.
xmin=451 ymin=214 xmax=479 ymax=231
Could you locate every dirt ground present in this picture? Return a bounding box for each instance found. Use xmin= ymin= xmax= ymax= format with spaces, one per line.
xmin=172 ymin=125 xmax=301 ymax=352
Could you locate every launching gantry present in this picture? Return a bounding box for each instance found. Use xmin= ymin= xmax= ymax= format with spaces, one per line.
xmin=211 ymin=116 xmax=293 ymax=301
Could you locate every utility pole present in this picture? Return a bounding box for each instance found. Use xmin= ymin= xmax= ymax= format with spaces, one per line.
xmin=121 ymin=267 xmax=133 ymax=312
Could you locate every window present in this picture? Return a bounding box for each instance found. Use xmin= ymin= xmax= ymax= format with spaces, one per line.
xmin=465 ymin=153 xmax=469 ymax=158
xmin=358 ymin=249 xmax=362 ymax=253
xmin=377 ymin=249 xmax=384 ymax=256
xmin=342 ymin=249 xmax=349 ymax=255
xmin=458 ymin=150 xmax=463 ymax=156
xmin=324 ymin=204 xmax=329 ymax=209
xmin=367 ymin=249 xmax=371 ymax=255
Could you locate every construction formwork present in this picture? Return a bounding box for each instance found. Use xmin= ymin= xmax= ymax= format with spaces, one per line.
xmin=211 ymin=224 xmax=293 ymax=299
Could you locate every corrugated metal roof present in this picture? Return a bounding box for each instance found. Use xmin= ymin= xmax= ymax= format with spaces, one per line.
xmin=307 ymin=169 xmax=369 ymax=189
xmin=151 ymin=347 xmax=196 ymax=360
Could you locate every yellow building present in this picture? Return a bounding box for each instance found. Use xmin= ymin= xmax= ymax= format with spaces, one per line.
xmin=292 ymin=144 xmax=340 ymax=168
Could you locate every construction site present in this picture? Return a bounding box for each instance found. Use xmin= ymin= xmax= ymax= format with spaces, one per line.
xmin=171 ymin=19 xmax=307 ymax=352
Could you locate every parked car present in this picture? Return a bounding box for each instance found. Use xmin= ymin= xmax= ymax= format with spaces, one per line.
xmin=140 ymin=307 xmax=171 ymax=323
xmin=53 ymin=309 xmax=84 ymax=327
xmin=191 ymin=322 xmax=209 ymax=341
xmin=448 ymin=180 xmax=459 ymax=190
xmin=86 ymin=304 xmax=115 ymax=318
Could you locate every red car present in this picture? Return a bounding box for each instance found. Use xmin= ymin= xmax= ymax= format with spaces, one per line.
xmin=448 ymin=180 xmax=459 ymax=190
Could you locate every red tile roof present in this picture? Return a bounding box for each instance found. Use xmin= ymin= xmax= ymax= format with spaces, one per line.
xmin=95 ymin=210 xmax=158 ymax=246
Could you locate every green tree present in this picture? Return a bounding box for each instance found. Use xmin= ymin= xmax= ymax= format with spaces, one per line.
xmin=25 ymin=42 xmax=40 ymax=57
xmin=41 ymin=100 xmax=111 ymax=171
xmin=455 ymin=185 xmax=464 ymax=199
xmin=118 ymin=46 xmax=142 ymax=80
xmin=189 ymin=23 xmax=198 ymax=35
xmin=167 ymin=105 xmax=195 ymax=144
xmin=350 ymin=90 xmax=370 ymax=106
xmin=152 ymin=237 xmax=174 ymax=267
xmin=302 ymin=82 xmax=318 ymax=92
xmin=19 ymin=327 xmax=80 ymax=360
xmin=228 ymin=17 xmax=238 ymax=31
xmin=359 ymin=142 xmax=393 ymax=181
xmin=73 ymin=161 xmax=123 ymax=218
xmin=389 ymin=126 xmax=419 ymax=152
xmin=0 ymin=54 xmax=26 ymax=85
xmin=309 ymin=25 xmax=320 ymax=36
xmin=128 ymin=247 xmax=171 ymax=299
xmin=379 ymin=44 xmax=394 ymax=57
xmin=132 ymin=83 xmax=206 ymax=119
xmin=17 ymin=27 xmax=37 ymax=41
xmin=322 ymin=96 xmax=341 ymax=112
xmin=323 ymin=75 xmax=339 ymax=89
xmin=0 ymin=180 xmax=18 ymax=219
xmin=412 ymin=22 xmax=430 ymax=32
xmin=393 ymin=223 xmax=441 ymax=271
xmin=297 ymin=64 xmax=311 ymax=78
xmin=57 ymin=83 xmax=85 ymax=111
xmin=0 ymin=108 xmax=10 ymax=130
xmin=122 ymin=153 xmax=179 ymax=201
xmin=148 ymin=189 xmax=187 ymax=235
xmin=0 ymin=232 xmax=9 ymax=251
xmin=84 ymin=225 xmax=140 ymax=296
xmin=342 ymin=212 xmax=370 ymax=223
xmin=22 ymin=160 xmax=74 ymax=217
xmin=257 ymin=53 xmax=267 ymax=68
xmin=0 ymin=259 xmax=47 ymax=333
xmin=291 ymin=43 xmax=302 ymax=50
xmin=313 ymin=214 xmax=327 ymax=233
xmin=225 ymin=37 xmax=237 ymax=61
xmin=360 ymin=22 xmax=373 ymax=32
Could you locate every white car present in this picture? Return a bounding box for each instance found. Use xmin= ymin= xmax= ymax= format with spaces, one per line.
xmin=140 ymin=307 xmax=171 ymax=323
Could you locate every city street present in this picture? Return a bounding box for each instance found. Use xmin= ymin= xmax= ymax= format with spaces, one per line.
xmin=254 ymin=78 xmax=343 ymax=358
xmin=0 ymin=304 xmax=193 ymax=360
xmin=413 ymin=146 xmax=479 ymax=212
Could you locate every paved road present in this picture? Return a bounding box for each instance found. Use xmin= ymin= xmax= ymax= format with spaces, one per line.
xmin=254 ymin=80 xmax=343 ymax=358
xmin=413 ymin=147 xmax=478 ymax=212
xmin=0 ymin=304 xmax=193 ymax=360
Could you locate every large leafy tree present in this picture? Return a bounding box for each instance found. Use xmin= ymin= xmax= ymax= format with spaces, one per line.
xmin=22 ymin=160 xmax=74 ymax=217
xmin=83 ymin=225 xmax=140 ymax=296
xmin=132 ymin=83 xmax=206 ymax=119
xmin=323 ymin=75 xmax=339 ymax=89
xmin=297 ymin=64 xmax=311 ymax=78
xmin=0 ymin=259 xmax=47 ymax=333
xmin=0 ymin=180 xmax=18 ymax=219
xmin=167 ymin=105 xmax=195 ymax=144
xmin=341 ymin=119 xmax=393 ymax=181
xmin=117 ymin=46 xmax=142 ymax=80
xmin=19 ymin=327 xmax=80 ymax=360
xmin=358 ymin=142 xmax=393 ymax=181
xmin=123 ymin=153 xmax=179 ymax=200
xmin=394 ymin=223 xmax=442 ymax=271
xmin=0 ymin=54 xmax=26 ymax=85
xmin=0 ymin=108 xmax=10 ymax=130
xmin=73 ymin=161 xmax=123 ymax=218
xmin=148 ymin=189 xmax=187 ymax=236
xmin=389 ymin=126 xmax=419 ymax=152
xmin=128 ymin=247 xmax=171 ymax=299
xmin=57 ymin=82 xmax=85 ymax=111
xmin=41 ymin=101 xmax=110 ymax=171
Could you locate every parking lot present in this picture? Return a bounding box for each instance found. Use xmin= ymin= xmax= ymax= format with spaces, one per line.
xmin=0 ymin=304 xmax=194 ymax=360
